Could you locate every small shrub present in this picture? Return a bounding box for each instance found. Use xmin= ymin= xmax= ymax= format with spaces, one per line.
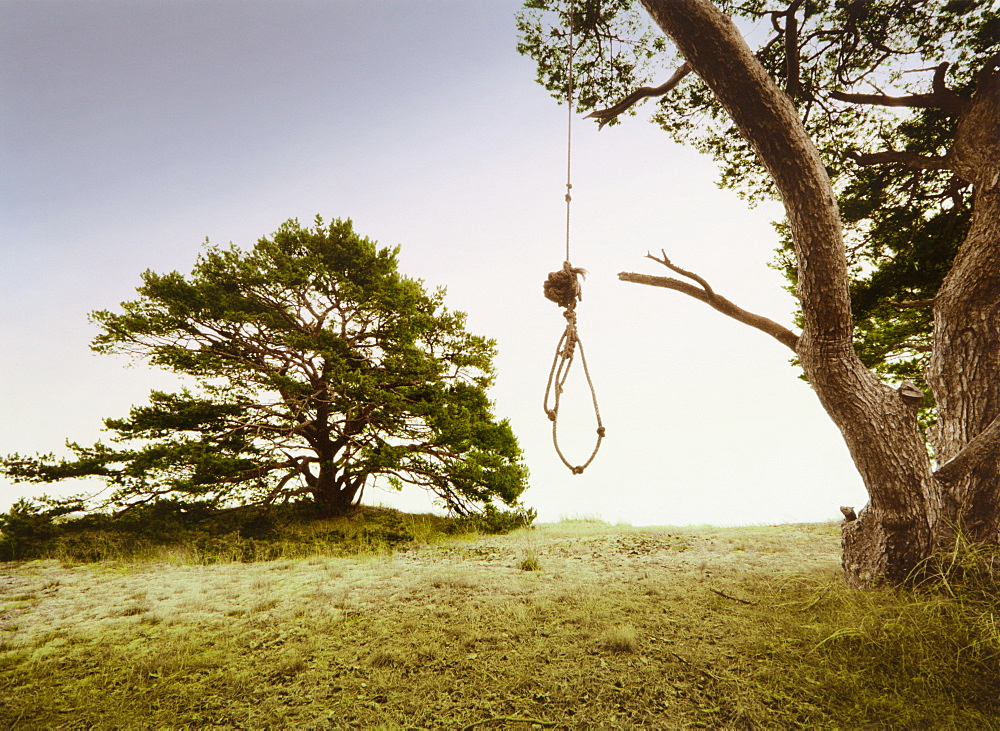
xmin=0 ymin=498 xmax=83 ymax=561
xmin=454 ymin=506 xmax=537 ymax=535
xmin=0 ymin=499 xmax=533 ymax=565
xmin=237 ymin=512 xmax=278 ymax=539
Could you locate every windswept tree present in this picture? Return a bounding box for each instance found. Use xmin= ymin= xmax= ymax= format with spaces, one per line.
xmin=518 ymin=0 xmax=999 ymax=587
xmin=2 ymin=218 xmax=529 ymax=517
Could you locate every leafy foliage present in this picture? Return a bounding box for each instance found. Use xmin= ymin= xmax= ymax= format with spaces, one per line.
xmin=517 ymin=0 xmax=671 ymax=116
xmin=2 ymin=217 xmax=529 ymax=517
xmin=0 ymin=498 xmax=84 ymax=561
xmin=518 ymin=0 xmax=997 ymax=415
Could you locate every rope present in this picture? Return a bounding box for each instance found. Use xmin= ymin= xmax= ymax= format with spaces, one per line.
xmin=564 ymin=21 xmax=573 ymax=263
xmin=543 ymin=271 xmax=606 ymax=474
xmin=541 ymin=6 xmax=605 ymax=475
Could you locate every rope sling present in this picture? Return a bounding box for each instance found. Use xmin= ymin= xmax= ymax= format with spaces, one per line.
xmin=542 ymin=12 xmax=605 ymax=475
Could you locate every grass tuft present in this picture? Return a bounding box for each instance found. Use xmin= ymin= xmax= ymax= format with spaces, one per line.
xmin=518 ymin=550 xmax=541 ymax=572
xmin=597 ymin=624 xmax=639 ymax=653
xmin=369 ymin=650 xmax=407 ymax=668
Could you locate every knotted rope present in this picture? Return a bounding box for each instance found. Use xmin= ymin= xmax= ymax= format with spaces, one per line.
xmin=543 ymin=263 xmax=605 ymax=474
xmin=541 ymin=5 xmax=605 ymax=475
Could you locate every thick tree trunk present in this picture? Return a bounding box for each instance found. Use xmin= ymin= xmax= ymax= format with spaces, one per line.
xmin=927 ymin=69 xmax=1000 ymax=546
xmin=801 ymin=339 xmax=938 ymax=587
xmin=312 ymin=466 xmax=361 ymax=518
xmin=639 ymin=0 xmax=1000 ymax=587
xmin=307 ymin=404 xmax=363 ymax=517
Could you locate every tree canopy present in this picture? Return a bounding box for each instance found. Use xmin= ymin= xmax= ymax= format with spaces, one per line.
xmin=3 ymin=217 xmax=529 ymax=517
xmin=519 ymin=0 xmax=1000 ymax=587
xmin=519 ymin=0 xmax=994 ymax=405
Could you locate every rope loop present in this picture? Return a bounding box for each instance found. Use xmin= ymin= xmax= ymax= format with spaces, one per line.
xmin=543 ymin=263 xmax=605 ymax=475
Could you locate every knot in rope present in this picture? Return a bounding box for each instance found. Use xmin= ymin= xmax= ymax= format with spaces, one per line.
xmin=543 ymin=263 xmax=605 ymax=475
xmin=543 ymin=261 xmax=586 ymax=309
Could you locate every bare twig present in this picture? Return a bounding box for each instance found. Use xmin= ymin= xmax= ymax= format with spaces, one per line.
xmin=646 ymin=250 xmax=713 ymax=293
xmin=619 ymin=251 xmax=800 ymax=351
xmin=709 ymin=587 xmax=757 ymax=605
xmin=586 ymin=63 xmax=691 ymax=129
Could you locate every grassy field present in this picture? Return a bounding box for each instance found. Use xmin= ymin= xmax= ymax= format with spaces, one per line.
xmin=2 ymin=517 xmax=999 ymax=728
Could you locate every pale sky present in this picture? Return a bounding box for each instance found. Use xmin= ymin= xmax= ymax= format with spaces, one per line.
xmin=0 ymin=0 xmax=868 ymax=526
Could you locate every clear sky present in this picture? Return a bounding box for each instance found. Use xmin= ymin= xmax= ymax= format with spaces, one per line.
xmin=0 ymin=0 xmax=868 ymax=526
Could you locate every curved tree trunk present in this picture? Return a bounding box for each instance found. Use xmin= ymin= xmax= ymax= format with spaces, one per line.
xmin=927 ymin=70 xmax=1000 ymax=547
xmin=638 ymin=0 xmax=1000 ymax=587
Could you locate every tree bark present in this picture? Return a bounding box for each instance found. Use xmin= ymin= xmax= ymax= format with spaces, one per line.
xmin=312 ymin=468 xmax=359 ymax=518
xmin=638 ymin=0 xmax=950 ymax=587
xmin=926 ymin=66 xmax=1000 ymax=545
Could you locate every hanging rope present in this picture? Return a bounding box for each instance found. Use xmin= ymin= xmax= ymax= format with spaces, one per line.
xmin=543 ymin=265 xmax=605 ymax=474
xmin=563 ymin=22 xmax=573 ymax=265
xmin=542 ymin=9 xmax=605 ymax=475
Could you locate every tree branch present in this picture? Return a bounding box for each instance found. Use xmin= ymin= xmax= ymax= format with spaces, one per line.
xmin=847 ymin=149 xmax=950 ymax=171
xmin=585 ymin=63 xmax=691 ymax=129
xmin=619 ymin=251 xmax=799 ymax=351
xmin=784 ymin=0 xmax=802 ymax=99
xmin=934 ymin=413 xmax=1000 ymax=485
xmin=889 ymin=299 xmax=935 ymax=310
xmin=830 ymin=63 xmax=966 ymax=115
xmin=976 ymin=52 xmax=1000 ymax=83
xmin=640 ymin=0 xmax=854 ymax=345
xmin=648 ymin=250 xmax=713 ymax=293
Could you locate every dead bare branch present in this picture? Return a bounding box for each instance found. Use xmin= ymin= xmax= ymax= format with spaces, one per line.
xmin=646 ymin=249 xmax=713 ymax=293
xmin=619 ymin=252 xmax=799 ymax=351
xmin=709 ymin=587 xmax=757 ymax=605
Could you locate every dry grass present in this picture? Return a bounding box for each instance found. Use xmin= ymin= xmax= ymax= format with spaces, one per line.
xmin=2 ymin=520 xmax=998 ymax=728
xmin=518 ymin=548 xmax=542 ymax=572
